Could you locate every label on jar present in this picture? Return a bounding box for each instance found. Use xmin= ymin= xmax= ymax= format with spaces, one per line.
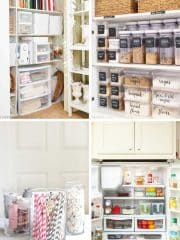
xmin=109 ymin=27 xmax=116 ymax=37
xmin=132 ymin=38 xmax=142 ymax=48
xmin=120 ymin=39 xmax=128 ymax=48
xmin=111 ymin=99 xmax=119 ymax=109
xmin=99 ymin=85 xmax=107 ymax=94
xmin=98 ymin=38 xmax=105 ymax=47
xmin=98 ymin=25 xmax=105 ymax=35
xmin=145 ymin=37 xmax=155 ymax=48
xmin=111 ymin=86 xmax=119 ymax=96
xmin=99 ymin=97 xmax=107 ymax=107
xmin=111 ymin=73 xmax=119 ymax=82
xmin=108 ymin=51 xmax=116 ymax=60
xmin=97 ymin=51 xmax=105 ymax=60
xmin=175 ymin=37 xmax=180 ymax=48
xmin=99 ymin=72 xmax=106 ymax=81
xmin=160 ymin=37 xmax=173 ymax=48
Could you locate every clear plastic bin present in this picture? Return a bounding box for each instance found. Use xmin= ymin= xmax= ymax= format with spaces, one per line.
xmin=124 ymin=70 xmax=152 ymax=88
xmin=18 ymin=11 xmax=32 ymax=34
xmin=150 ymin=20 xmax=163 ymax=30
xmin=138 ymin=21 xmax=150 ymax=30
xmin=145 ymin=30 xmax=159 ymax=65
xmin=125 ymin=100 xmax=151 ymax=117
xmin=108 ymin=39 xmax=119 ymax=49
xmin=174 ymin=29 xmax=180 ymax=65
xmin=125 ymin=22 xmax=138 ymax=31
xmin=124 ymin=86 xmax=152 ymax=103
xmin=110 ymin=69 xmax=124 ymax=85
xmin=98 ymin=69 xmax=110 ymax=83
xmin=132 ymin=31 xmax=145 ymax=64
xmin=97 ymin=37 xmax=109 ymax=48
xmin=159 ymin=30 xmax=174 ymax=65
xmin=97 ymin=23 xmax=108 ymax=36
xmin=151 ymin=203 xmax=164 ymax=215
xmin=119 ymin=31 xmax=132 ymax=63
xmin=108 ymin=50 xmax=120 ymax=63
xmin=153 ymin=71 xmax=180 ymax=90
xmin=163 ymin=19 xmax=177 ymax=29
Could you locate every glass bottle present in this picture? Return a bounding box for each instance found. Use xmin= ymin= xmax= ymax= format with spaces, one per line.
xmin=171 ymin=173 xmax=178 ymax=188
xmin=170 ymin=218 xmax=180 ymax=240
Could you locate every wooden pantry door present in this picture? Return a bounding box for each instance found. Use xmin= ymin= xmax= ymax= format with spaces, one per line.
xmin=0 ymin=122 xmax=89 ymax=217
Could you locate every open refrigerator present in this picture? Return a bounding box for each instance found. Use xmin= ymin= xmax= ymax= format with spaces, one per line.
xmin=91 ymin=160 xmax=180 ymax=240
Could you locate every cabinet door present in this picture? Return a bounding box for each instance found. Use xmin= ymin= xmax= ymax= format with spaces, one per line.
xmin=135 ymin=122 xmax=176 ymax=157
xmin=92 ymin=122 xmax=134 ymax=157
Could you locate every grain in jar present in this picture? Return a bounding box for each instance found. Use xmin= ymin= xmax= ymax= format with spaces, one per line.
xmin=98 ymin=69 xmax=110 ymax=84
xmin=145 ymin=30 xmax=159 ymax=65
xmin=153 ymin=71 xmax=180 ymax=90
xmin=108 ymin=24 xmax=118 ymax=38
xmin=97 ymin=23 xmax=108 ymax=36
xmin=163 ymin=19 xmax=177 ymax=30
xmin=119 ymin=31 xmax=132 ymax=64
xmin=174 ymin=29 xmax=180 ymax=65
xmin=124 ymin=70 xmax=152 ymax=88
xmin=110 ymin=69 xmax=124 ymax=86
xmin=159 ymin=30 xmax=174 ymax=65
xmin=125 ymin=22 xmax=138 ymax=31
xmin=150 ymin=20 xmax=163 ymax=30
xmin=97 ymin=37 xmax=109 ymax=48
xmin=138 ymin=21 xmax=150 ymax=30
xmin=97 ymin=49 xmax=108 ymax=62
xmin=132 ymin=31 xmax=145 ymax=64
xmin=152 ymin=105 xmax=180 ymax=118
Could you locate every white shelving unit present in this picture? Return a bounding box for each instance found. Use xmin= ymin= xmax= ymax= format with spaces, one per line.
xmin=9 ymin=0 xmax=64 ymax=117
xmin=91 ymin=4 xmax=180 ymax=119
xmin=67 ymin=0 xmax=89 ymax=116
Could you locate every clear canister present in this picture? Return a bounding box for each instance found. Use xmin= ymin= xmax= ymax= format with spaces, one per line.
xmin=150 ymin=20 xmax=163 ymax=30
xmin=159 ymin=30 xmax=174 ymax=65
xmin=174 ymin=29 xmax=180 ymax=65
xmin=65 ymin=183 xmax=85 ymax=235
xmin=119 ymin=31 xmax=132 ymax=63
xmin=125 ymin=22 xmax=138 ymax=31
xmin=163 ymin=19 xmax=177 ymax=29
xmin=138 ymin=21 xmax=150 ymax=30
xmin=132 ymin=31 xmax=145 ymax=64
xmin=145 ymin=30 xmax=159 ymax=64
xmin=97 ymin=23 xmax=108 ymax=37
xmin=108 ymin=24 xmax=118 ymax=38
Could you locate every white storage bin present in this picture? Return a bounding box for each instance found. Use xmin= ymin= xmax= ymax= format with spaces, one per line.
xmin=108 ymin=39 xmax=119 ymax=50
xmin=98 ymin=69 xmax=110 ymax=83
xmin=153 ymin=105 xmax=180 ymax=118
xmin=33 ymin=13 xmax=49 ymax=35
xmin=108 ymin=50 xmax=120 ymax=63
xmin=18 ymin=11 xmax=32 ymax=34
xmin=97 ymin=23 xmax=108 ymax=36
xmin=153 ymin=71 xmax=180 ymax=90
xmin=125 ymin=100 xmax=151 ymax=117
xmin=152 ymin=89 xmax=180 ymax=108
xmin=34 ymin=42 xmax=50 ymax=63
xmin=124 ymin=86 xmax=152 ymax=103
xmin=104 ymin=216 xmax=134 ymax=232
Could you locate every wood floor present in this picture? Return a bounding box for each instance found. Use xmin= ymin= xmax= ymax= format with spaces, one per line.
xmin=16 ymin=103 xmax=88 ymax=119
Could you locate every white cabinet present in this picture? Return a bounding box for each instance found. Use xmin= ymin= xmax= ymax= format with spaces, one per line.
xmin=92 ymin=122 xmax=176 ymax=159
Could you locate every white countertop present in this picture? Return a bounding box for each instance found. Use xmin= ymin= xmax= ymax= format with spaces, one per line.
xmin=0 ymin=216 xmax=90 ymax=240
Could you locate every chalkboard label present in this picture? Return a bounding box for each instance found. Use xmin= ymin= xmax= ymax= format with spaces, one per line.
xmin=98 ymin=38 xmax=105 ymax=47
xmin=109 ymin=27 xmax=116 ymax=37
xmin=108 ymin=51 xmax=116 ymax=60
xmin=132 ymin=38 xmax=142 ymax=48
xmin=97 ymin=51 xmax=105 ymax=60
xmin=176 ymin=37 xmax=180 ymax=48
xmin=145 ymin=37 xmax=155 ymax=48
xmin=104 ymin=16 xmax=115 ymax=19
xmin=111 ymin=99 xmax=119 ymax=110
xmin=120 ymin=39 xmax=128 ymax=48
xmin=98 ymin=25 xmax=105 ymax=35
xmin=111 ymin=86 xmax=119 ymax=96
xmin=111 ymin=73 xmax=118 ymax=82
xmin=99 ymin=85 xmax=107 ymax=94
xmin=151 ymin=11 xmax=165 ymax=15
xmin=99 ymin=72 xmax=106 ymax=81
xmin=160 ymin=37 xmax=173 ymax=48
xmin=99 ymin=97 xmax=107 ymax=107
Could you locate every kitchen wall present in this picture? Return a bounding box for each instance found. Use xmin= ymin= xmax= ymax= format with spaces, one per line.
xmin=0 ymin=121 xmax=89 ymax=217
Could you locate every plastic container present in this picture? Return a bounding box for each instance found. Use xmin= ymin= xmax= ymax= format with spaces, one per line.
xmin=132 ymin=31 xmax=145 ymax=64
xmin=152 ymin=89 xmax=180 ymax=108
xmin=108 ymin=39 xmax=119 ymax=49
xmin=110 ymin=69 xmax=123 ymax=85
xmin=174 ymin=29 xmax=180 ymax=65
xmin=145 ymin=30 xmax=159 ymax=64
xmin=111 ymin=85 xmax=123 ymax=97
xmin=99 ymin=83 xmax=110 ymax=96
xmin=119 ymin=31 xmax=132 ymax=63
xmin=163 ymin=19 xmax=177 ymax=29
xmin=97 ymin=49 xmax=108 ymax=62
xmin=139 ymin=203 xmax=151 ymax=215
xmin=150 ymin=20 xmax=163 ymax=30
xmin=108 ymin=50 xmax=120 ymax=63
xmin=97 ymin=23 xmax=108 ymax=36
xmin=152 ymin=105 xmax=180 ymax=118
xmin=125 ymin=22 xmax=138 ymax=31
xmin=151 ymin=203 xmax=164 ymax=215
xmin=18 ymin=11 xmax=33 ymax=34
xmin=124 ymin=86 xmax=152 ymax=103
xmin=98 ymin=69 xmax=110 ymax=83
xmin=122 ymin=207 xmax=135 ymax=215
xmin=177 ymin=19 xmax=180 ymax=29
xmin=170 ymin=173 xmax=178 ymax=188
xmin=110 ymin=96 xmax=124 ymax=111
xmin=124 ymin=70 xmax=152 ymax=88
xmin=159 ymin=30 xmax=174 ymax=65
xmin=99 ymin=95 xmax=109 ymax=108
xmin=125 ymin=100 xmax=151 ymax=117
xmin=138 ymin=21 xmax=150 ymax=30
xmin=97 ymin=37 xmax=109 ymax=48
xmin=153 ymin=71 xmax=180 ymax=90
xmin=108 ymin=24 xmax=118 ymax=38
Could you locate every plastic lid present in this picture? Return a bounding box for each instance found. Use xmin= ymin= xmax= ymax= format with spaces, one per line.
xmin=172 ymin=218 xmax=177 ymax=224
xmin=159 ymin=29 xmax=173 ymax=34
xmin=138 ymin=21 xmax=150 ymax=24
xmin=131 ymin=30 xmax=144 ymax=34
xmin=145 ymin=30 xmax=158 ymax=34
xmin=163 ymin=19 xmax=177 ymax=23
xmin=150 ymin=20 xmax=163 ymax=24
xmin=126 ymin=22 xmax=137 ymax=25
xmin=119 ymin=31 xmax=131 ymax=35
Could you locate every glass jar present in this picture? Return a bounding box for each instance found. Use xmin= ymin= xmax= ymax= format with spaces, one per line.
xmin=150 ymin=20 xmax=163 ymax=30
xmin=174 ymin=29 xmax=180 ymax=65
xmin=132 ymin=31 xmax=145 ymax=64
xmin=119 ymin=31 xmax=132 ymax=63
xmin=125 ymin=22 xmax=138 ymax=31
xmin=159 ymin=30 xmax=174 ymax=65
xmin=65 ymin=183 xmax=85 ymax=235
xmin=145 ymin=30 xmax=159 ymax=64
xmin=163 ymin=19 xmax=177 ymax=29
xmin=31 ymin=188 xmax=66 ymax=240
xmin=138 ymin=21 xmax=150 ymax=30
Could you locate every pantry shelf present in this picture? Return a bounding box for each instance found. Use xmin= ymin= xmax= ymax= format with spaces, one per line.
xmin=16 ymin=7 xmax=63 ymax=15
xmin=70 ymin=101 xmax=89 ymax=113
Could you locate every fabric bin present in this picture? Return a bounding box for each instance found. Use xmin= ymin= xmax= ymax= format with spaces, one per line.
xmin=124 ymin=86 xmax=152 ymax=102
xmin=125 ymin=100 xmax=151 ymax=117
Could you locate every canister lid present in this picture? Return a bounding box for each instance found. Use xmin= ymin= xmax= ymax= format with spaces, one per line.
xmin=119 ymin=31 xmax=131 ymax=35
xmin=150 ymin=20 xmax=163 ymax=24
xmin=138 ymin=21 xmax=150 ymax=25
xmin=126 ymin=22 xmax=137 ymax=25
xmin=145 ymin=30 xmax=158 ymax=34
xmin=131 ymin=30 xmax=144 ymax=34
xmin=163 ymin=18 xmax=177 ymax=23
xmin=159 ymin=29 xmax=173 ymax=34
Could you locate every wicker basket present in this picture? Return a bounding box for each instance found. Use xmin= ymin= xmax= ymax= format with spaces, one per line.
xmin=95 ymin=0 xmax=137 ymax=17
xmin=138 ymin=0 xmax=180 ymax=13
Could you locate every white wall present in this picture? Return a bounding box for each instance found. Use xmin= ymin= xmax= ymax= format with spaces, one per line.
xmin=0 ymin=121 xmax=89 ymax=217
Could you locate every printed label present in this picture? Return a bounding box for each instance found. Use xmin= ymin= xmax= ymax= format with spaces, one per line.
xmin=176 ymin=37 xmax=180 ymax=48
xmin=132 ymin=38 xmax=142 ymax=48
xmin=97 ymin=51 xmax=105 ymax=60
xmin=160 ymin=37 xmax=173 ymax=48
xmin=111 ymin=99 xmax=119 ymax=109
xmin=111 ymin=73 xmax=119 ymax=82
xmin=109 ymin=27 xmax=116 ymax=37
xmin=120 ymin=39 xmax=128 ymax=48
xmin=98 ymin=38 xmax=105 ymax=47
xmin=98 ymin=25 xmax=105 ymax=35
xmin=111 ymin=86 xmax=119 ymax=96
xmin=99 ymin=97 xmax=107 ymax=107
xmin=99 ymin=85 xmax=107 ymax=94
xmin=108 ymin=51 xmax=116 ymax=60
xmin=99 ymin=72 xmax=106 ymax=81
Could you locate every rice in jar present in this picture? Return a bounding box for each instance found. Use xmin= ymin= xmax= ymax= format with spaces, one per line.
xmin=119 ymin=31 xmax=132 ymax=63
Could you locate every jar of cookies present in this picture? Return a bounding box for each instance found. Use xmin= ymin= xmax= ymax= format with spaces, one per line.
xmin=132 ymin=31 xmax=145 ymax=64
xmin=159 ymin=30 xmax=174 ymax=65
xmin=145 ymin=30 xmax=159 ymax=65
xmin=119 ymin=31 xmax=132 ymax=63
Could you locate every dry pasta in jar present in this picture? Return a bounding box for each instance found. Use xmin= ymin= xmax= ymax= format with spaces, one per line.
xmin=119 ymin=31 xmax=132 ymax=64
xmin=132 ymin=31 xmax=145 ymax=64
xmin=145 ymin=30 xmax=159 ymax=65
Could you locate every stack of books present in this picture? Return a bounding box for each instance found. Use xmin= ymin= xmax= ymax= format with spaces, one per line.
xmin=18 ymin=0 xmax=57 ymax=11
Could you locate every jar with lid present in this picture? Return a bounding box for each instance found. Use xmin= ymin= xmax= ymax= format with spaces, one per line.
xmin=145 ymin=30 xmax=159 ymax=64
xmin=132 ymin=31 xmax=145 ymax=64
xmin=171 ymin=173 xmax=178 ymax=188
xmin=177 ymin=19 xmax=180 ymax=29
xmin=138 ymin=21 xmax=150 ymax=30
xmin=108 ymin=24 xmax=118 ymax=38
xmin=174 ymin=29 xmax=180 ymax=65
xmin=65 ymin=182 xmax=85 ymax=235
xmin=119 ymin=31 xmax=132 ymax=63
xmin=150 ymin=20 xmax=163 ymax=30
xmin=159 ymin=30 xmax=174 ymax=65
xmin=125 ymin=22 xmax=138 ymax=31
xmin=163 ymin=19 xmax=177 ymax=29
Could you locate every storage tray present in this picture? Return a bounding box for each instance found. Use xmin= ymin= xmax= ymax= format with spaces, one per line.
xmin=125 ymin=100 xmax=151 ymax=117
xmin=124 ymin=72 xmax=152 ymax=88
xmin=124 ymin=86 xmax=152 ymax=103
xmin=152 ymin=104 xmax=180 ymax=118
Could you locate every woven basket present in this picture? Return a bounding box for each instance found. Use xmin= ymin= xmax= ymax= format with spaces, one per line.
xmin=95 ymin=0 xmax=137 ymax=17
xmin=138 ymin=0 xmax=180 ymax=13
